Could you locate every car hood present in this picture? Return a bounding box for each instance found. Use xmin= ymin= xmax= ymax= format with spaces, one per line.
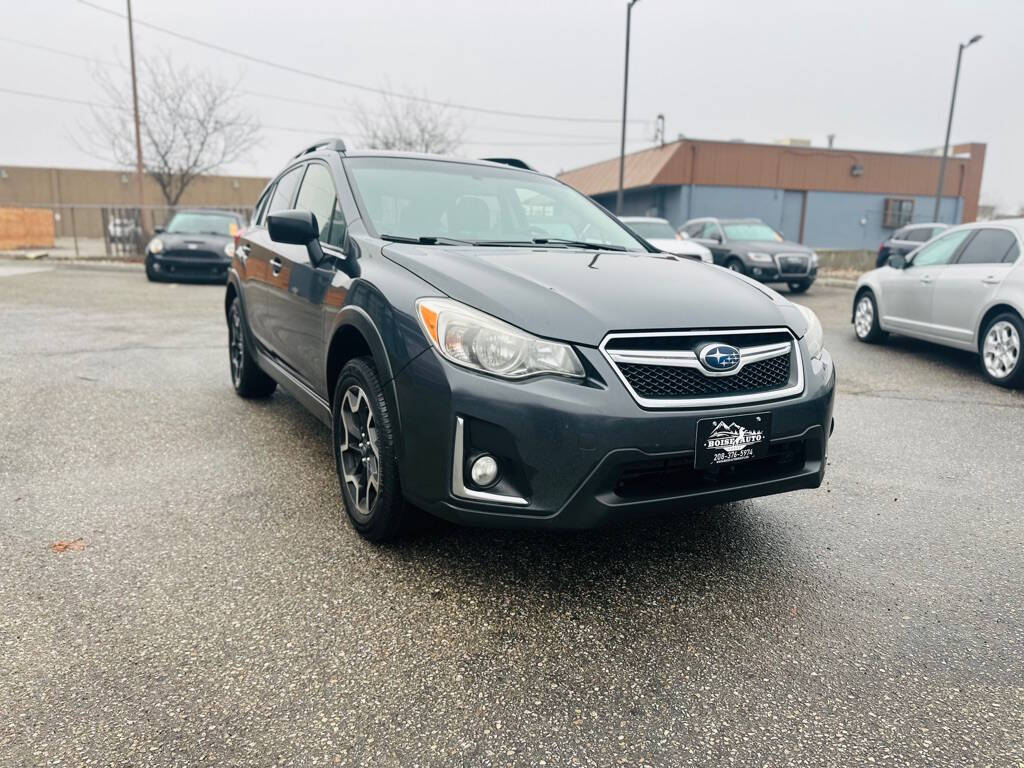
xmin=382 ymin=244 xmax=807 ymax=346
xmin=646 ymin=238 xmax=710 ymax=258
xmin=728 ymin=240 xmax=813 ymax=255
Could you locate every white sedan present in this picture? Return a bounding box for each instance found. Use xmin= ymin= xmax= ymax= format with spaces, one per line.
xmin=619 ymin=216 xmax=712 ymax=263
xmin=852 ymin=219 xmax=1023 ymax=387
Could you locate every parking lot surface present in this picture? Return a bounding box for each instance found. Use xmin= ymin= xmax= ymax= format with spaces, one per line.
xmin=2 ymin=262 xmax=1022 ymax=767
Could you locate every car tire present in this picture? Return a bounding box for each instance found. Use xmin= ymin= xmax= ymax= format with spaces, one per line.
xmin=333 ymin=357 xmax=410 ymax=542
xmin=979 ymin=312 xmax=1024 ymax=388
xmin=227 ymin=296 xmax=277 ymax=398
xmin=853 ymin=290 xmax=886 ymax=343
xmin=788 ymin=281 xmax=811 ymax=294
xmin=725 ymin=257 xmax=745 ymax=275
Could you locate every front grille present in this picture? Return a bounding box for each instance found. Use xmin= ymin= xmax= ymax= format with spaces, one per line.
xmin=777 ymin=253 xmax=809 ymax=274
xmin=614 ymin=438 xmax=807 ymax=499
xmin=164 ymin=248 xmax=220 ymax=260
xmin=602 ymin=329 xmax=802 ymax=407
xmin=618 ymin=353 xmax=790 ymax=399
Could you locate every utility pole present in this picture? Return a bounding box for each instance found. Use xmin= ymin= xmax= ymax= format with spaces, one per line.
xmin=933 ymin=34 xmax=982 ymax=222
xmin=616 ymin=0 xmax=639 ymax=215
xmin=127 ymin=0 xmax=145 ymax=235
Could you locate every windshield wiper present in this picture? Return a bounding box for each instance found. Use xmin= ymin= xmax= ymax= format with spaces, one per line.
xmin=530 ymin=238 xmax=629 ymax=252
xmin=381 ymin=234 xmax=475 ymax=246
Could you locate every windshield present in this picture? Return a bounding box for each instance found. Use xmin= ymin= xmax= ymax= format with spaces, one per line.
xmin=166 ymin=212 xmax=239 ymax=236
xmin=722 ymin=222 xmax=782 ymax=242
xmin=626 ymin=220 xmax=677 ymax=240
xmin=345 ymin=157 xmax=647 ymax=251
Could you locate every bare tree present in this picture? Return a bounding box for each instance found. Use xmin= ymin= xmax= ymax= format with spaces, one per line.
xmin=353 ymin=89 xmax=464 ymax=154
xmin=88 ymin=54 xmax=259 ymax=206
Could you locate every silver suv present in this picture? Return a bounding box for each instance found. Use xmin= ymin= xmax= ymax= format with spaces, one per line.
xmin=853 ymin=219 xmax=1023 ymax=387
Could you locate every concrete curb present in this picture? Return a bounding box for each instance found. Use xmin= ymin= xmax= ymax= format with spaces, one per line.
xmin=50 ymin=259 xmax=143 ymax=274
xmin=817 ymin=277 xmax=858 ymax=289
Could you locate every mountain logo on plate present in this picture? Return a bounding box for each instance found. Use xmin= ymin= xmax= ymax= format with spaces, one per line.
xmin=703 ymin=420 xmax=764 ymax=464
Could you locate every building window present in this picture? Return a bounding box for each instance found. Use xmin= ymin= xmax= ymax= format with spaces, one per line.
xmin=883 ymin=197 xmax=914 ymax=228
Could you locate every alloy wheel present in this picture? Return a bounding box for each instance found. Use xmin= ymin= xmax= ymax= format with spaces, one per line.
xmin=338 ymin=385 xmax=381 ymax=518
xmin=982 ymin=320 xmax=1020 ymax=379
xmin=229 ymin=303 xmax=244 ymax=387
xmin=854 ymin=296 xmax=874 ymax=339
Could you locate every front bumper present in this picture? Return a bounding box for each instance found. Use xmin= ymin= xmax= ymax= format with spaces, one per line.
xmin=748 ymin=263 xmax=819 ymax=284
xmin=146 ymin=253 xmax=230 ymax=281
xmin=394 ymin=341 xmax=836 ymax=529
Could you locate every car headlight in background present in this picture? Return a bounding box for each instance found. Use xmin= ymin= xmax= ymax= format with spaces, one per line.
xmin=747 ymin=252 xmax=774 ymax=263
xmin=223 ymin=242 xmax=235 ymax=258
xmin=810 ymin=252 xmax=819 ymax=267
xmin=794 ymin=303 xmax=824 ymax=358
xmin=417 ymin=298 xmax=585 ymax=380
xmin=147 ymin=237 xmax=164 ymax=254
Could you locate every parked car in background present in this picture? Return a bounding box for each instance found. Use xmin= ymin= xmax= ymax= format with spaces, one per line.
xmin=145 ymin=209 xmax=246 ymax=282
xmin=225 ymin=141 xmax=835 ymax=541
xmin=107 ymin=215 xmax=142 ymax=245
xmin=853 ymin=219 xmax=1023 ymax=387
xmin=681 ymin=217 xmax=818 ymax=293
xmin=876 ymin=222 xmax=949 ymax=268
xmin=619 ymin=216 xmax=712 ymax=263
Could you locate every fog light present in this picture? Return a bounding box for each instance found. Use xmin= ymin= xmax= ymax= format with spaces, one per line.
xmin=470 ymin=455 xmax=499 ymax=487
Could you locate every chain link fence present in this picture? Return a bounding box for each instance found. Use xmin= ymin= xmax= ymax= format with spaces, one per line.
xmin=1 ymin=203 xmax=251 ymax=259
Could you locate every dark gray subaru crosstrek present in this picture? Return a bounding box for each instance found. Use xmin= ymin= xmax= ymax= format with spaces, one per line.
xmin=226 ymin=140 xmax=836 ymax=541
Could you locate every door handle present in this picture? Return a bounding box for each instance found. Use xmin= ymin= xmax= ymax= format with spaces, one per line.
xmin=919 ymin=275 xmax=933 ymax=284
xmin=981 ymin=276 xmax=1000 ymax=285
xmin=270 ymin=257 xmax=283 ymax=275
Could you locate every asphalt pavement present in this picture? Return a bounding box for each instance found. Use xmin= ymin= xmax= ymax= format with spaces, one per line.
xmin=1 ymin=261 xmax=1022 ymax=767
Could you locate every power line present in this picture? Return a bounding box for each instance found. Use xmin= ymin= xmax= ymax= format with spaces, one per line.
xmin=1 ymin=34 xmax=643 ymax=142
xmin=75 ymin=0 xmax=650 ymax=126
xmin=0 ymin=86 xmax=645 ymax=147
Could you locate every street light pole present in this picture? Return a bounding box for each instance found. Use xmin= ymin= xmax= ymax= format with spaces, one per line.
xmin=126 ymin=0 xmax=145 ymax=231
xmin=933 ymin=34 xmax=982 ymax=222
xmin=616 ymin=0 xmax=640 ymax=215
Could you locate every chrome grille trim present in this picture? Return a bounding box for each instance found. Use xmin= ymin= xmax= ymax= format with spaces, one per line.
xmin=774 ymin=253 xmax=811 ymax=275
xmin=600 ymin=327 xmax=805 ymax=409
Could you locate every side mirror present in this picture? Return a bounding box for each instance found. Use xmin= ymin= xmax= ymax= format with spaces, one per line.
xmin=709 ymin=233 xmax=722 ymax=244
xmin=888 ymin=254 xmax=906 ymax=269
xmin=268 ymin=209 xmax=325 ymax=265
xmin=154 ymin=226 xmax=165 ymax=234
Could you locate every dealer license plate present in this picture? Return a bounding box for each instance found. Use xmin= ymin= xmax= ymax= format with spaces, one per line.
xmin=694 ymin=413 xmax=771 ymax=469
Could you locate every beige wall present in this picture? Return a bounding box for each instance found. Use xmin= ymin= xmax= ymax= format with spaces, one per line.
xmin=0 ymin=165 xmax=270 ymax=239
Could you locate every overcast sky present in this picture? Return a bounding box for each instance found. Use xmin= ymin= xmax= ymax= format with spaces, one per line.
xmin=2 ymin=0 xmax=1020 ymax=209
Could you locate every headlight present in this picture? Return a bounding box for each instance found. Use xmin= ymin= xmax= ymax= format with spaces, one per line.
xmin=794 ymin=303 xmax=824 ymax=358
xmin=147 ymin=237 xmax=164 ymax=254
xmin=810 ymin=251 xmax=819 ymax=266
xmin=416 ymin=298 xmax=585 ymax=380
xmin=223 ymin=242 xmax=235 ymax=258
xmin=747 ymin=252 xmax=774 ymax=263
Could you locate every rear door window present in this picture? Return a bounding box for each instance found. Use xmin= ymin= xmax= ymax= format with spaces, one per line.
xmin=906 ymin=228 xmax=932 ymax=242
xmin=955 ymin=229 xmax=1018 ymax=265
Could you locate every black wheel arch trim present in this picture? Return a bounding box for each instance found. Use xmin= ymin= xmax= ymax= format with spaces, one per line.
xmin=327 ymin=305 xmax=409 ymax=468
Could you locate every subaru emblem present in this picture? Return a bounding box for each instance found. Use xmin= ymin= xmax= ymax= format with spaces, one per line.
xmin=699 ymin=343 xmax=741 ymax=373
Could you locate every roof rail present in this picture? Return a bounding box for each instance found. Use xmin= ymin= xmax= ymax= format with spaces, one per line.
xmin=293 ymin=138 xmax=347 ymax=159
xmin=480 ymin=157 xmax=535 ymax=171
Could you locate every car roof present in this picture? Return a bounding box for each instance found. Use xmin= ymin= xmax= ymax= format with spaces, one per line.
xmin=310 ymin=147 xmax=544 ymax=175
xmin=944 ymin=217 xmax=1024 ymax=239
xmin=172 ymin=208 xmax=244 ymax=218
xmin=903 ymin=222 xmax=947 ymax=230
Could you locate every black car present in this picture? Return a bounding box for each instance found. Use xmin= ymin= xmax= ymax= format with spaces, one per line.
xmin=145 ymin=209 xmax=247 ymax=282
xmin=875 ymin=222 xmax=948 ymax=268
xmin=226 ymin=139 xmax=836 ymax=541
xmin=681 ymin=217 xmax=819 ymax=293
